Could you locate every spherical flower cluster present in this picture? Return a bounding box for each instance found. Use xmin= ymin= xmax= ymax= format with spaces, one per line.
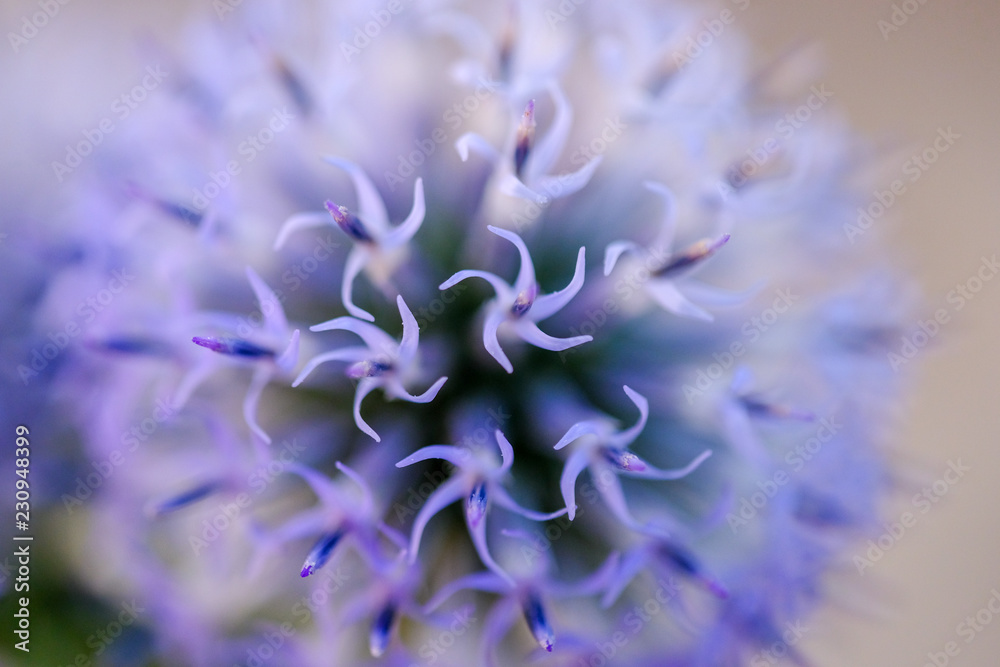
xmin=13 ymin=1 xmax=909 ymax=665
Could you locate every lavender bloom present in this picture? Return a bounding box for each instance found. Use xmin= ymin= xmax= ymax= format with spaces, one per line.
xmin=396 ymin=429 xmax=567 ymax=584
xmin=275 ymin=158 xmax=426 ymax=322
xmin=440 ymin=225 xmax=590 ymax=373
xmin=182 ymin=267 xmax=300 ymax=444
xmin=26 ymin=2 xmax=915 ymax=665
xmin=604 ymin=181 xmax=752 ymax=321
xmin=293 ymin=294 xmax=447 ymax=441
xmin=255 ymin=461 xmax=404 ymax=578
xmin=554 ymin=385 xmax=712 ymax=531
xmin=423 ymin=543 xmax=620 ymax=663
xmin=457 ymin=83 xmax=602 ymax=204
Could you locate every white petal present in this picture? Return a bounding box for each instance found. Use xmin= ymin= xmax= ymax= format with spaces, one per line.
xmin=310 ymin=314 xmax=396 ymax=355
xmin=388 ymin=376 xmax=448 ymax=404
xmin=291 ymin=346 xmax=369 ymax=387
xmin=243 ymin=366 xmax=273 ymax=444
xmin=487 ymin=225 xmax=536 ymax=297
xmin=396 ymin=444 xmax=471 ymax=469
xmin=681 ymin=279 xmax=764 ymax=308
xmin=395 ymin=295 xmax=419 ymax=366
xmin=245 ymin=266 xmax=288 ymax=336
xmin=558 ymin=448 xmax=591 ymax=521
xmin=341 ymin=247 xmax=375 ymax=322
xmin=603 ymin=240 xmax=641 ymax=276
xmin=455 ymin=132 xmax=501 ymax=164
xmin=405 ymin=476 xmax=466 ymax=562
xmin=645 ymin=280 xmax=714 ymax=321
xmin=273 ymin=212 xmax=330 ymax=251
xmin=171 ymin=359 xmax=216 ymax=410
xmin=483 ymin=308 xmax=513 ymax=374
xmin=594 ymin=464 xmax=654 ymax=533
xmin=514 ymin=320 xmax=592 ymax=352
xmin=643 ymin=180 xmax=677 ymax=250
xmin=324 ymin=157 xmax=389 ymax=237
xmin=439 ymin=269 xmax=511 ymax=300
xmin=491 ymin=484 xmax=567 ymax=522
xmin=498 ymin=172 xmax=549 ymax=204
xmin=382 ymin=177 xmax=425 ymax=249
xmin=525 ymin=81 xmax=572 ymax=183
xmin=530 ymin=246 xmax=586 ymax=321
xmin=467 ymin=504 xmax=514 ymax=586
xmin=553 ymin=420 xmax=605 ymax=451
xmin=353 ymin=378 xmax=381 ymax=442
xmin=608 ymin=385 xmax=648 ymax=449
xmin=494 ymin=429 xmax=514 ymax=474
xmin=601 ymin=548 xmax=647 ymax=608
xmin=334 ymin=461 xmax=374 ymax=515
xmin=618 ymin=449 xmax=712 ymax=481
xmin=275 ymin=329 xmax=300 ymax=375
xmin=533 ymin=155 xmax=602 ymax=200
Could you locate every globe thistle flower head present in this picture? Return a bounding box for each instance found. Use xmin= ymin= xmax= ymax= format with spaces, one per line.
xmin=32 ymin=2 xmax=912 ymax=665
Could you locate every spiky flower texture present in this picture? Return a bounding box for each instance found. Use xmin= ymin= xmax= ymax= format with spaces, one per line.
xmin=39 ymin=2 xmax=908 ymax=666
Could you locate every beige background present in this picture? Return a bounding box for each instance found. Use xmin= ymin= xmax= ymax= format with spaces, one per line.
xmin=4 ymin=0 xmax=999 ymax=665
xmin=739 ymin=1 xmax=1000 ymax=665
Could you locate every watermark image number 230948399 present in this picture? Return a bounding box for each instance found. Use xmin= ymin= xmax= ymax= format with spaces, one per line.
xmin=13 ymin=425 xmax=33 ymax=654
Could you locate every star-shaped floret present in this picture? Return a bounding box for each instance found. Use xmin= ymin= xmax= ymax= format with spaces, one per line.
xmin=554 ymin=385 xmax=712 ymax=531
xmin=255 ymin=461 xmax=406 ymax=578
xmin=720 ymin=366 xmax=815 ymax=468
xmin=184 ymin=267 xmax=300 ymax=444
xmin=604 ymin=181 xmax=754 ymax=321
xmin=439 ymin=225 xmax=591 ymax=373
xmin=422 ymin=535 xmax=619 ymax=662
xmin=456 ymin=82 xmax=602 ymax=204
xmin=144 ymin=413 xmax=272 ymax=518
xmin=395 ymin=429 xmax=567 ymax=585
xmin=292 ymin=295 xmax=447 ymax=442
xmin=275 ymin=157 xmax=425 ymax=322
xmin=602 ymin=536 xmax=728 ymax=610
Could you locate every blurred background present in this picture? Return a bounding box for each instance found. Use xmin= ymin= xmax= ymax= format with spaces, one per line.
xmin=2 ymin=0 xmax=998 ymax=665
xmin=738 ymin=1 xmax=1000 ymax=665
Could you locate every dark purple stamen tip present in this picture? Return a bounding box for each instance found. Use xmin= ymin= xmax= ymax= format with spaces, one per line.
xmin=521 ymin=591 xmax=554 ymax=653
xmin=369 ymin=603 xmax=396 ymax=657
xmin=346 ymin=359 xmax=392 ymax=379
xmin=96 ymin=337 xmax=172 ymax=357
xmin=157 ymin=200 xmax=204 ymax=227
xmin=325 ymin=200 xmax=374 ymax=243
xmin=192 ymin=336 xmax=275 ymax=359
xmin=154 ymin=481 xmax=220 ymax=515
xmin=602 ymin=447 xmax=646 ymax=472
xmin=514 ymin=100 xmax=536 ymax=178
xmin=510 ymin=283 xmax=537 ymax=317
xmin=300 ymin=528 xmax=346 ymax=577
xmin=655 ymin=234 xmax=731 ymax=278
xmin=466 ymin=481 xmax=488 ymax=527
xmin=742 ymin=398 xmax=815 ymax=421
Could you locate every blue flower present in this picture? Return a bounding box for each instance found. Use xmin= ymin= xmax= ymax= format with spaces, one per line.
xmin=554 ymin=385 xmax=712 ymax=531
xmin=457 ymin=83 xmax=603 ymax=204
xmin=440 ymin=225 xmax=590 ymax=373
xmin=604 ymin=181 xmax=752 ymax=321
xmin=275 ymin=158 xmax=426 ymax=322
xmin=185 ymin=267 xmax=300 ymax=444
xmin=293 ymin=294 xmax=447 ymax=442
xmin=396 ymin=429 xmax=567 ymax=584
xmin=28 ymin=2 xmax=911 ymax=665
